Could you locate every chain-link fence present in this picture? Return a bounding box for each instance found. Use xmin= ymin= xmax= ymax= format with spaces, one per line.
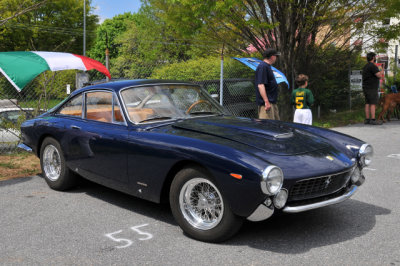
xmin=1 ymin=55 xmax=362 ymax=154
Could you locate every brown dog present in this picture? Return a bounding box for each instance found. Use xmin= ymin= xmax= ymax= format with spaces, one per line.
xmin=377 ymin=93 xmax=400 ymax=122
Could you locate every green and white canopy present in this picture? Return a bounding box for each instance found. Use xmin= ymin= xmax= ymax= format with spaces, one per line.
xmin=0 ymin=51 xmax=111 ymax=91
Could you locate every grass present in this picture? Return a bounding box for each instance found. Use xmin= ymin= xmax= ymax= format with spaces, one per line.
xmin=0 ymin=161 xmax=18 ymax=169
xmin=0 ymin=152 xmax=41 ymax=181
xmin=313 ymin=107 xmax=365 ymax=128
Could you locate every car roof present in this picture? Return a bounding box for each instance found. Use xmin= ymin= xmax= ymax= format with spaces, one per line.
xmin=72 ymin=79 xmax=199 ymax=97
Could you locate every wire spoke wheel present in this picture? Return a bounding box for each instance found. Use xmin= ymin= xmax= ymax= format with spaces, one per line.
xmin=43 ymin=144 xmax=61 ymax=181
xmin=179 ymin=178 xmax=224 ymax=230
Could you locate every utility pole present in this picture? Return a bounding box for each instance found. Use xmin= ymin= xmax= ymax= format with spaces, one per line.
xmin=394 ymin=45 xmax=398 ymax=83
xmin=219 ymin=43 xmax=224 ymax=106
xmin=105 ymin=32 xmax=110 ymax=81
xmin=83 ymin=0 xmax=86 ymax=56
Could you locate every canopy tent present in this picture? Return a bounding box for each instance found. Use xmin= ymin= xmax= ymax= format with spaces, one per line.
xmin=0 ymin=51 xmax=111 ymax=92
xmin=232 ymin=57 xmax=289 ymax=88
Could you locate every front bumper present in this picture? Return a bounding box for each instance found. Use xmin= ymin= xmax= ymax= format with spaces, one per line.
xmin=247 ymin=184 xmax=359 ymax=221
xmin=17 ymin=143 xmax=32 ymax=153
xmin=283 ymin=185 xmax=358 ymax=213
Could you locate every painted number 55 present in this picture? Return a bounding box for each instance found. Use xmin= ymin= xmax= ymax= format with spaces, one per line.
xmin=105 ymin=224 xmax=153 ymax=249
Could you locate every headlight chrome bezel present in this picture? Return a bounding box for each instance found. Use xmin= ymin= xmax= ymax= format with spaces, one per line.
xmin=261 ymin=165 xmax=284 ymax=195
xmin=359 ymin=143 xmax=373 ymax=167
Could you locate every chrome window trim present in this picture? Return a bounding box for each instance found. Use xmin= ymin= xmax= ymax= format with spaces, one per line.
xmin=83 ymin=89 xmax=127 ymax=126
xmin=118 ymin=83 xmax=216 ymax=126
xmin=55 ymin=93 xmax=84 ymax=119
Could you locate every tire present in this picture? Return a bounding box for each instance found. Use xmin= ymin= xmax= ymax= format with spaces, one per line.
xmin=169 ymin=167 xmax=243 ymax=242
xmin=40 ymin=137 xmax=78 ymax=191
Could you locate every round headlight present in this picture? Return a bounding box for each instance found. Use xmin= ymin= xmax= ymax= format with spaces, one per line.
xmin=359 ymin=144 xmax=373 ymax=167
xmin=261 ymin=166 xmax=283 ymax=195
xmin=351 ymin=167 xmax=362 ymax=183
xmin=273 ymin=189 xmax=288 ymax=209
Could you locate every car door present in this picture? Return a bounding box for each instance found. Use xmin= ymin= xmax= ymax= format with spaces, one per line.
xmin=57 ymin=90 xmax=129 ymax=184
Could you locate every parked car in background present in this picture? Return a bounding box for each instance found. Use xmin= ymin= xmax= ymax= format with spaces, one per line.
xmin=0 ymin=107 xmax=35 ymax=144
xmin=19 ymin=79 xmax=373 ymax=242
xmin=197 ymin=78 xmax=257 ymax=118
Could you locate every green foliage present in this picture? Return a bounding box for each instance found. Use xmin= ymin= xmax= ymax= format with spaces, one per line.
xmin=297 ymin=45 xmax=364 ymax=111
xmin=87 ymin=12 xmax=135 ymax=64
xmin=111 ymin=3 xmax=221 ymax=79
xmin=150 ymin=57 xmax=253 ymax=81
xmin=35 ymin=70 xmax=76 ymax=98
xmin=0 ymin=0 xmax=98 ymax=53
xmin=313 ymin=107 xmax=365 ymax=128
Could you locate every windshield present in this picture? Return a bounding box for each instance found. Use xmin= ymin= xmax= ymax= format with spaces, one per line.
xmin=120 ymin=84 xmax=227 ymax=123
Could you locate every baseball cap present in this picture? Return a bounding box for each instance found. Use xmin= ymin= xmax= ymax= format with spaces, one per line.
xmin=263 ymin=48 xmax=281 ymax=58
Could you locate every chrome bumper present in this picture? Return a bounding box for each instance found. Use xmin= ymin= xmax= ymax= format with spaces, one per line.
xmin=283 ymin=185 xmax=358 ymax=213
xmin=17 ymin=143 xmax=32 ymax=153
xmin=247 ymin=202 xmax=274 ymax=222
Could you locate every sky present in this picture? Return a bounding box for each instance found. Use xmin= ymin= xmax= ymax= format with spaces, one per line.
xmin=92 ymin=0 xmax=142 ymax=22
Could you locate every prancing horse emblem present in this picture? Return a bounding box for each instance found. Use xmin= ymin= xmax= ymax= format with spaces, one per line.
xmin=324 ymin=176 xmax=332 ymax=188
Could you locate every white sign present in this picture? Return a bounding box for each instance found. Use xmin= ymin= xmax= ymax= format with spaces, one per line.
xmin=350 ymin=70 xmax=362 ymax=91
xmin=66 ymin=84 xmax=71 ymax=95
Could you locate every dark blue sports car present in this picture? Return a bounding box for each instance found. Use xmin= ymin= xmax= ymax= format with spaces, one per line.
xmin=19 ymin=80 xmax=373 ymax=242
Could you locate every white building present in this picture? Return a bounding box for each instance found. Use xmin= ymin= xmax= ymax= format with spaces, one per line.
xmin=352 ymin=17 xmax=400 ymax=74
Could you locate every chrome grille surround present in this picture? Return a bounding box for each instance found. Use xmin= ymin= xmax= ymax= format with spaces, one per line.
xmin=288 ymin=167 xmax=355 ymax=202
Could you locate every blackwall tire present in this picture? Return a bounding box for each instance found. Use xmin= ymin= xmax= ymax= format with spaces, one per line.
xmin=40 ymin=137 xmax=78 ymax=191
xmin=170 ymin=167 xmax=243 ymax=242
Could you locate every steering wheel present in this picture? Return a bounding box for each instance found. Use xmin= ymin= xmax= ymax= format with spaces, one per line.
xmin=186 ymin=100 xmax=212 ymax=114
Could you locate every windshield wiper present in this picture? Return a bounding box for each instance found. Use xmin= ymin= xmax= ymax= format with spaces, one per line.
xmin=138 ymin=116 xmax=174 ymax=123
xmin=188 ymin=111 xmax=219 ymax=115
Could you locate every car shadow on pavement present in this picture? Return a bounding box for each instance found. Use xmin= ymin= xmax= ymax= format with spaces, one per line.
xmin=66 ymin=177 xmax=177 ymax=225
xmin=227 ymin=199 xmax=391 ymax=253
xmin=31 ymin=175 xmax=391 ymax=248
xmin=0 ymin=176 xmax=33 ymax=187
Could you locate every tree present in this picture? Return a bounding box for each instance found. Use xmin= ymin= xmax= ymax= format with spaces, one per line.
xmin=0 ymin=0 xmax=98 ymax=53
xmin=88 ymin=12 xmax=135 ymax=64
xmin=111 ymin=3 xmax=221 ymax=79
xmin=147 ymin=0 xmax=399 ymax=81
xmin=0 ymin=0 xmax=47 ymax=26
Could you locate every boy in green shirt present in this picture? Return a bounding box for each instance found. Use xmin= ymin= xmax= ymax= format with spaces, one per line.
xmin=291 ymin=74 xmax=314 ymax=125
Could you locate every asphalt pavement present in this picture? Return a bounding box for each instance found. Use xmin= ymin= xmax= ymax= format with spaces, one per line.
xmin=0 ymin=120 xmax=399 ymax=265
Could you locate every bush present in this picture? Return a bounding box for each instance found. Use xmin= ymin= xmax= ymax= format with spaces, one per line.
xmin=150 ymin=56 xmax=253 ymax=81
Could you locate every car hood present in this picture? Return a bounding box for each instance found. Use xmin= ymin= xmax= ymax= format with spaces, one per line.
xmin=171 ymin=116 xmax=331 ymax=156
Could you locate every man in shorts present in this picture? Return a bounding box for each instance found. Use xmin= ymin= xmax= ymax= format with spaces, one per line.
xmin=362 ymin=52 xmax=383 ymax=125
xmin=255 ymin=48 xmax=280 ymax=120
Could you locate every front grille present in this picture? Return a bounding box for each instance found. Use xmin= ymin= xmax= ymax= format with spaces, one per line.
xmin=288 ymin=168 xmax=353 ymax=202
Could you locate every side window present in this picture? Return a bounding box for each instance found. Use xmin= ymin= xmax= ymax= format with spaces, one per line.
xmin=58 ymin=94 xmax=83 ymax=117
xmin=113 ymin=94 xmax=124 ymax=123
xmin=85 ymin=91 xmax=113 ymax=123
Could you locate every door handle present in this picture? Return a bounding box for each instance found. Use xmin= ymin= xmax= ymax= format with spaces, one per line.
xmin=71 ymin=125 xmax=81 ymax=130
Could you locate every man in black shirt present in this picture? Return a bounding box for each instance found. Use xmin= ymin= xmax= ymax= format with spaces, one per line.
xmin=362 ymin=52 xmax=383 ymax=125
xmin=255 ymin=48 xmax=280 ymax=120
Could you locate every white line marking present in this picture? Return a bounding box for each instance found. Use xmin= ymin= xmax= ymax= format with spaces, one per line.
xmin=387 ymin=154 xmax=400 ymax=159
xmin=363 ymin=168 xmax=376 ymax=171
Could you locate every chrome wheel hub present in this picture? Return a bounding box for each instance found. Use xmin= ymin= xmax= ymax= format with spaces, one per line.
xmin=43 ymin=144 xmax=61 ymax=181
xmin=179 ymin=178 xmax=224 ymax=230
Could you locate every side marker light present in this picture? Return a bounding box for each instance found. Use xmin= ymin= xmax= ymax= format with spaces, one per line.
xmin=230 ymin=173 xmax=242 ymax=180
